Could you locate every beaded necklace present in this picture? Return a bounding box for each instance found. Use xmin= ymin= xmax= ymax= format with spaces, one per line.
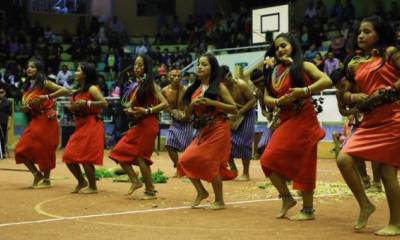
xmin=271 ymin=64 xmax=290 ymax=91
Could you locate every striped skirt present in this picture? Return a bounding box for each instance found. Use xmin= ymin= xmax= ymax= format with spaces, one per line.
xmin=165 ymin=120 xmax=194 ymax=152
xmin=257 ymin=127 xmax=274 ymax=154
xmin=231 ymin=109 xmax=256 ymax=159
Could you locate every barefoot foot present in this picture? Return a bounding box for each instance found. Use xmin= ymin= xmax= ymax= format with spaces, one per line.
xmin=125 ymin=182 xmax=143 ymax=195
xmin=32 ymin=172 xmax=43 ymax=187
xmin=71 ymin=181 xmax=88 ymax=193
xmin=140 ymin=190 xmax=157 ymax=200
xmin=236 ymin=175 xmax=250 ymax=182
xmin=33 ymin=179 xmax=51 ymax=189
xmin=191 ymin=191 xmax=209 ymax=208
xmin=276 ymin=195 xmax=297 ymax=219
xmin=375 ymin=225 xmax=400 ymax=236
xmin=80 ymin=187 xmax=98 ymax=194
xmin=289 ymin=210 xmax=315 ymax=221
xmin=208 ymin=202 xmax=226 ymax=210
xmin=354 ymin=203 xmax=376 ymax=230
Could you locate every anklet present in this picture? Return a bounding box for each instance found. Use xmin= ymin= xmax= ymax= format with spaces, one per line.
xmin=301 ymin=208 xmax=315 ymax=215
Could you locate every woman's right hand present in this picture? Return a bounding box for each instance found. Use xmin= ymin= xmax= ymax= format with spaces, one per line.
xmin=277 ymin=94 xmax=296 ymax=106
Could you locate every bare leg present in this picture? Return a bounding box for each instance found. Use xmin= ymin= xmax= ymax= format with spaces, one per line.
xmin=66 ymin=163 xmax=88 ymax=193
xmin=189 ymin=178 xmax=209 ymax=208
xmin=268 ymin=172 xmax=297 ymax=218
xmin=236 ymin=158 xmax=250 ymax=181
xmin=210 ymin=174 xmax=225 ymax=210
xmin=120 ymin=163 xmax=142 ymax=195
xmin=357 ymin=160 xmax=370 ymax=189
xmin=337 ymin=153 xmax=375 ymax=230
xmin=166 ymin=146 xmax=179 ymax=176
xmin=81 ymin=164 xmax=98 ymax=194
xmin=166 ymin=146 xmax=179 ymax=167
xmin=375 ymin=164 xmax=400 ymax=236
xmin=370 ymin=162 xmax=382 ymax=192
xmin=228 ymin=158 xmax=238 ymax=173
xmin=23 ymin=162 xmax=43 ymax=187
xmin=137 ymin=158 xmax=154 ymax=192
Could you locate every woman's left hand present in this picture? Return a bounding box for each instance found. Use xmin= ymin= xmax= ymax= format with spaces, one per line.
xmin=288 ymin=87 xmax=308 ymax=98
xmin=197 ymin=97 xmax=214 ymax=106
xmin=30 ymin=95 xmax=48 ymax=106
xmin=132 ymin=107 xmax=146 ymax=117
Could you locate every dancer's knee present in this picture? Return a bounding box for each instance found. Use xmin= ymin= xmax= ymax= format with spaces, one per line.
xmin=336 ymin=153 xmax=353 ymax=170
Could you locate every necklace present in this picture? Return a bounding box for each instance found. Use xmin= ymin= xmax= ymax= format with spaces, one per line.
xmin=271 ymin=64 xmax=289 ymax=90
xmin=200 ymin=84 xmax=208 ymax=96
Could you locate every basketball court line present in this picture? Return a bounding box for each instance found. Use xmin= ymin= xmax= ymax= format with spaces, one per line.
xmin=0 ymin=193 xmax=348 ymax=228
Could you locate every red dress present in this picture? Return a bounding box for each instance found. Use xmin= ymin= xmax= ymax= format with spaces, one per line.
xmin=15 ymin=88 xmax=60 ymax=172
xmin=177 ymin=86 xmax=237 ymax=182
xmin=109 ymin=87 xmax=160 ymax=165
xmin=260 ymin=67 xmax=325 ymax=191
xmin=342 ymin=58 xmax=400 ymax=168
xmin=63 ymin=91 xmax=104 ymax=165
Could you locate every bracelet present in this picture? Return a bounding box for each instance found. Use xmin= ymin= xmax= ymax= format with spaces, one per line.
xmin=306 ymin=86 xmax=311 ymax=96
xmin=349 ymin=94 xmax=354 ymax=103
xmin=46 ymin=94 xmax=50 ymax=100
xmin=303 ymin=87 xmax=307 ymax=95
xmin=146 ymin=107 xmax=152 ymax=115
xmin=86 ymin=100 xmax=92 ymax=108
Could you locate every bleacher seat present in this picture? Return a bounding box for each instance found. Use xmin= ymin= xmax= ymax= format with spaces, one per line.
xmin=60 ymin=53 xmax=72 ymax=61
xmin=61 ymin=44 xmax=71 ymax=52
xmin=96 ymin=62 xmax=106 ymax=71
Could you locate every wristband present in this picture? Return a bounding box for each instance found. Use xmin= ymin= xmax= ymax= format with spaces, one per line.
xmin=46 ymin=94 xmax=51 ymax=100
xmin=87 ymin=100 xmax=92 ymax=108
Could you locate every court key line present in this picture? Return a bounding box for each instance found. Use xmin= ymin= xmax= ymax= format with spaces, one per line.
xmin=0 ymin=193 xmax=347 ymax=228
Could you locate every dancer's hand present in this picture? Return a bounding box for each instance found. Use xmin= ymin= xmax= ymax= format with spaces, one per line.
xmin=350 ymin=93 xmax=368 ymax=104
xmin=277 ymin=94 xmax=296 ymax=106
xmin=30 ymin=95 xmax=47 ymax=106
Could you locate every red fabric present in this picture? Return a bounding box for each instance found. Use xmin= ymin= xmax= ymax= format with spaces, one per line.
xmin=342 ymin=59 xmax=400 ymax=167
xmin=177 ymin=86 xmax=237 ymax=182
xmin=15 ymin=88 xmax=59 ymax=171
xmin=260 ymin=68 xmax=325 ymax=191
xmin=109 ymin=91 xmax=160 ymax=165
xmin=63 ymin=91 xmax=104 ymax=165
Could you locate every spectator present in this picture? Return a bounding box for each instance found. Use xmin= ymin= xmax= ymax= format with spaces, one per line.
xmin=304 ymin=1 xmax=317 ymax=20
xmin=56 ymin=64 xmax=73 ymax=88
xmin=0 ymin=85 xmax=11 ymax=159
xmin=323 ymin=51 xmax=340 ymax=76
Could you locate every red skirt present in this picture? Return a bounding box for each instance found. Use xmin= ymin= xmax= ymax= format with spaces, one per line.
xmin=177 ymin=118 xmax=237 ymax=182
xmin=63 ymin=116 xmax=104 ymax=165
xmin=342 ymin=103 xmax=400 ymax=168
xmin=109 ymin=116 xmax=159 ymax=165
xmin=260 ymin=103 xmax=325 ymax=191
xmin=15 ymin=113 xmax=60 ymax=172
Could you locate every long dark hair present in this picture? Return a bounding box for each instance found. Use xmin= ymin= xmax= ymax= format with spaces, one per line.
xmin=264 ymin=33 xmax=305 ymax=97
xmin=135 ymin=54 xmax=155 ymax=105
xmin=23 ymin=58 xmax=46 ymax=91
xmin=353 ymin=16 xmax=395 ymax=68
xmin=183 ymin=53 xmax=221 ymax=105
xmin=77 ymin=62 xmax=98 ymax=92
